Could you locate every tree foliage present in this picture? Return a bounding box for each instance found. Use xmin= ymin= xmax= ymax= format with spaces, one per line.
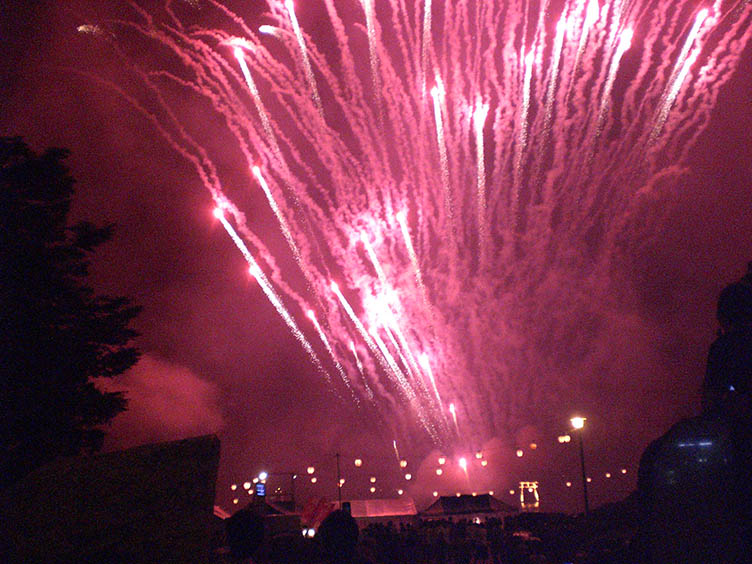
xmin=0 ymin=137 xmax=141 ymax=488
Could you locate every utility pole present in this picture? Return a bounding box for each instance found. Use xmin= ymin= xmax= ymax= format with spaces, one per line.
xmin=578 ymin=430 xmax=589 ymax=517
xmin=336 ymin=452 xmax=342 ymax=507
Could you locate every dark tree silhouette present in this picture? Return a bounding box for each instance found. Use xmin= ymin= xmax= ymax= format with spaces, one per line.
xmin=0 ymin=137 xmax=141 ymax=489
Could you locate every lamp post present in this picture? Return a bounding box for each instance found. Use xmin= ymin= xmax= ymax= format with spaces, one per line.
xmin=570 ymin=416 xmax=589 ymax=517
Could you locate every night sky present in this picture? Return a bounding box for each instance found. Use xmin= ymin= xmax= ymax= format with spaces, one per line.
xmin=2 ymin=0 xmax=752 ymax=513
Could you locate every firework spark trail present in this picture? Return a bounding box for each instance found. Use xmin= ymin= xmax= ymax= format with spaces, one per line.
xmin=419 ymin=353 xmax=444 ymax=411
xmin=215 ymin=209 xmax=331 ymax=383
xmin=534 ymin=15 xmax=566 ymax=203
xmin=564 ymin=0 xmax=600 ymax=107
xmin=649 ymin=9 xmax=710 ymax=145
xmin=284 ymin=0 xmax=323 ymax=117
xmin=369 ymin=325 xmax=439 ymax=442
xmin=396 ymin=210 xmax=427 ymax=299
xmin=430 ymin=80 xmax=457 ymax=279
xmin=586 ymin=28 xmax=633 ymax=173
xmin=89 ymin=0 xmax=752 ymax=454
xmin=474 ymin=101 xmax=490 ymax=271
xmin=307 ymin=309 xmax=358 ymax=402
xmin=361 ymin=0 xmax=383 ymax=123
xmin=252 ymin=165 xmax=303 ymax=265
xmin=331 ymin=280 xmax=434 ymax=437
xmin=449 ymin=403 xmax=460 ymax=436
xmin=350 ymin=341 xmax=375 ymax=401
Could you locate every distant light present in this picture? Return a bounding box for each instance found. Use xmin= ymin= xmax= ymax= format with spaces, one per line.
xmin=566 ymin=481 xmax=572 ymax=487
xmin=252 ymin=478 xmax=259 ymax=484
xmin=605 ymin=472 xmax=611 ymax=478
xmin=586 ymin=477 xmax=592 ymax=483
xmin=433 ymin=491 xmax=439 ymax=497
xmin=293 ymin=474 xmax=297 ymax=480
xmin=339 ymin=478 xmax=345 ymax=485
xmin=307 ymin=466 xmax=315 ymax=474
xmin=243 ymin=482 xmax=251 ymax=490
xmin=530 ymin=443 xmax=537 ymax=450
xmin=405 ymin=473 xmax=412 ymax=480
xmin=456 ymin=492 xmax=461 ymax=497
xmin=475 ymin=451 xmax=483 ymax=459
xmin=399 ymin=459 xmax=408 ymax=468
xmin=438 ymin=457 xmax=446 ymax=465
xmin=231 ymin=484 xmax=237 ymax=491
xmin=481 ymin=460 xmax=488 ymax=467
xmin=570 ymin=416 xmax=586 ymax=430
xmin=459 ymin=457 xmax=467 ymax=470
xmin=233 ymin=498 xmax=239 ymax=504
xmin=370 ymin=486 xmax=376 ymax=493
xmin=558 ymin=435 xmax=571 ymax=443
xmin=436 ymin=468 xmax=443 ymax=476
xmin=472 ymin=492 xmax=477 ymax=497
xmin=489 ymin=490 xmax=494 ymax=496
xmin=307 ymin=528 xmax=315 ymax=538
xmin=509 ymin=490 xmax=515 ymax=495
xmin=621 ymin=468 xmax=627 ymax=474
xmin=397 ymin=489 xmax=404 ymax=495
xmin=354 ymin=458 xmax=363 ymax=467
xmin=311 ymin=477 xmax=317 ymax=484
xmin=258 ymin=471 xmax=268 ymax=481
xmin=370 ymin=476 xmax=376 ymax=483
xmin=516 ymin=449 xmax=524 ymax=458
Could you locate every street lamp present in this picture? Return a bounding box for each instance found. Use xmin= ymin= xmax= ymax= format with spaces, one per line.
xmin=570 ymin=416 xmax=589 ymax=516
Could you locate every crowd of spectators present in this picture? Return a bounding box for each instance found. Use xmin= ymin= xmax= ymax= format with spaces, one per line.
xmin=221 ymin=509 xmax=635 ymax=564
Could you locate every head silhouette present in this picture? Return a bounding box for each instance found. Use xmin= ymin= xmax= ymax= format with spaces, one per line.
xmin=716 ymin=281 xmax=752 ymax=333
xmin=226 ymin=507 xmax=264 ymax=560
xmin=317 ymin=509 xmax=359 ymax=563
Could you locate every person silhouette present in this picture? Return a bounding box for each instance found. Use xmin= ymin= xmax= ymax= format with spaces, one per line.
xmin=317 ymin=509 xmax=371 ymax=564
xmin=633 ymin=263 xmax=752 ymax=563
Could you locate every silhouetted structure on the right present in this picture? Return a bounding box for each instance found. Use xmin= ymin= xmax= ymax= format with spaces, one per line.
xmin=634 ymin=262 xmax=752 ymax=563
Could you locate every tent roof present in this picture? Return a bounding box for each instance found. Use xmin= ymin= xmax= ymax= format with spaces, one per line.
xmin=421 ymin=494 xmax=518 ymax=516
xmin=346 ymin=497 xmax=417 ymax=518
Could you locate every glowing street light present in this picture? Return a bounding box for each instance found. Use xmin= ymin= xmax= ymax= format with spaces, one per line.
xmin=570 ymin=416 xmax=589 ymax=516
xmin=354 ymin=458 xmax=363 ymax=467
xmin=307 ymin=466 xmax=315 ymax=474
xmin=258 ymin=471 xmax=268 ymax=481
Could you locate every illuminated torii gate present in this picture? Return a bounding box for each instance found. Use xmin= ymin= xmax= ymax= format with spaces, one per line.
xmin=519 ymin=481 xmax=540 ymax=510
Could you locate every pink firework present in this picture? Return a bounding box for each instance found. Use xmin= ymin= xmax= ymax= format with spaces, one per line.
xmin=82 ymin=0 xmax=752 ymax=451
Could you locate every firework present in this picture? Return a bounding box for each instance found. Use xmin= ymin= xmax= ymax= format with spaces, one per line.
xmin=85 ymin=0 xmax=752 ymax=453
